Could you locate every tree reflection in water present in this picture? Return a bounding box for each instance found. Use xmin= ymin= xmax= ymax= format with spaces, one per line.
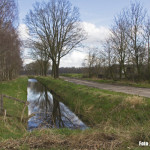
xmin=27 ymin=79 xmax=87 ymax=130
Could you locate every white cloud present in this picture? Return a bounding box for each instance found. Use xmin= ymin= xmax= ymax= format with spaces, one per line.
xmin=18 ymin=24 xmax=29 ymax=41
xmin=59 ymin=22 xmax=110 ymax=67
xmin=19 ymin=22 xmax=110 ymax=67
xmin=23 ymin=58 xmax=34 ymax=65
xmin=82 ymin=22 xmax=110 ymax=45
xmin=60 ymin=51 xmax=86 ymax=67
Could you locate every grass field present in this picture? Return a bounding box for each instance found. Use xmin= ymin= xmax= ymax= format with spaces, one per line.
xmin=61 ymin=73 xmax=150 ymax=88
xmin=1 ymin=76 xmax=150 ymax=149
xmin=0 ymin=77 xmax=28 ymax=140
xmin=35 ymin=76 xmax=150 ymax=149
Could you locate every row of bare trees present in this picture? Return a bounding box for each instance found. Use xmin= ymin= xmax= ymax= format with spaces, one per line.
xmin=24 ymin=60 xmax=51 ymax=76
xmin=0 ymin=0 xmax=22 ymax=81
xmin=84 ymin=1 xmax=150 ymax=81
xmin=25 ymin=0 xmax=85 ymax=78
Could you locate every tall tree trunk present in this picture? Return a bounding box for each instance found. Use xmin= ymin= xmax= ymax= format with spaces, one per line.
xmin=52 ymin=62 xmax=56 ymax=78
xmin=148 ymin=36 xmax=150 ymax=80
xmin=119 ymin=63 xmax=122 ymax=79
xmin=51 ymin=60 xmax=59 ymax=78
xmin=51 ymin=62 xmax=54 ymax=77
xmin=55 ymin=64 xmax=59 ymax=78
xmin=43 ymin=61 xmax=48 ymax=76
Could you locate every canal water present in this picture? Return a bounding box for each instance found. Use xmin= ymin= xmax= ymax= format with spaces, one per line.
xmin=27 ymin=79 xmax=87 ymax=130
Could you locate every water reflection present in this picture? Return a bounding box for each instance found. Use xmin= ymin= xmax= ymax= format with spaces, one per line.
xmin=27 ymin=79 xmax=87 ymax=130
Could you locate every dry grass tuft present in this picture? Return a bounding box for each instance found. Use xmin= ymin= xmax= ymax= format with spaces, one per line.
xmin=0 ymin=129 xmax=122 ymax=150
xmin=0 ymin=131 xmax=66 ymax=149
xmin=124 ymin=96 xmax=145 ymax=107
xmin=69 ymin=131 xmax=121 ymax=150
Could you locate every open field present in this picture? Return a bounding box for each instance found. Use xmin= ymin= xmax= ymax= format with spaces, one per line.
xmin=61 ymin=73 xmax=150 ymax=88
xmin=1 ymin=76 xmax=150 ymax=149
xmin=0 ymin=77 xmax=28 ymax=140
xmin=35 ymin=76 xmax=150 ymax=149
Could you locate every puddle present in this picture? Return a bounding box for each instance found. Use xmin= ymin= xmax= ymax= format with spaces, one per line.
xmin=27 ymin=79 xmax=87 ymax=130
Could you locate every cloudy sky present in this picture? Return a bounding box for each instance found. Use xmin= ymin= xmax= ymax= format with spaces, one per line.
xmin=18 ymin=0 xmax=150 ymax=67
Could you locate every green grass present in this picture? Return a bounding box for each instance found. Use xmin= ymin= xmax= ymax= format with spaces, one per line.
xmin=36 ymin=76 xmax=150 ymax=127
xmin=32 ymin=76 xmax=150 ymax=149
xmin=60 ymin=73 xmax=84 ymax=78
xmin=1 ymin=76 xmax=150 ymax=149
xmin=0 ymin=77 xmax=28 ymax=140
xmin=61 ymin=73 xmax=150 ymax=88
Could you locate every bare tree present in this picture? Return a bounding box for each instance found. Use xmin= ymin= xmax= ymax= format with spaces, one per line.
xmin=82 ymin=47 xmax=106 ymax=78
xmin=0 ymin=0 xmax=21 ymax=81
xmin=125 ymin=1 xmax=146 ymax=79
xmin=24 ymin=61 xmax=50 ymax=75
xmin=83 ymin=50 xmax=97 ymax=78
xmin=25 ymin=0 xmax=85 ymax=78
xmin=110 ymin=12 xmax=129 ymax=79
xmin=0 ymin=0 xmax=18 ymax=31
xmin=103 ymin=1 xmax=147 ymax=81
xmin=103 ymin=38 xmax=117 ymax=79
xmin=29 ymin=41 xmax=51 ymax=76
xmin=144 ymin=18 xmax=150 ymax=79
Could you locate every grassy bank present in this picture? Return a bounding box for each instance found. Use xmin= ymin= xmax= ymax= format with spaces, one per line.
xmin=1 ymin=76 xmax=150 ymax=149
xmin=0 ymin=128 xmax=131 ymax=150
xmin=61 ymin=73 xmax=150 ymax=88
xmin=33 ymin=76 xmax=150 ymax=149
xmin=36 ymin=76 xmax=150 ymax=126
xmin=61 ymin=73 xmax=84 ymax=78
xmin=0 ymin=77 xmax=28 ymax=140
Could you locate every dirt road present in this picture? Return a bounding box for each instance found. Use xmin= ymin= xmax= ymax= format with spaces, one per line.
xmin=60 ymin=76 xmax=150 ymax=98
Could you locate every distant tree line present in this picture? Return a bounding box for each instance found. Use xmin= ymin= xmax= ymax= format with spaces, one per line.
xmin=59 ymin=67 xmax=84 ymax=74
xmin=22 ymin=62 xmax=85 ymax=75
xmin=0 ymin=0 xmax=22 ymax=81
xmin=23 ymin=60 xmax=51 ymax=75
xmin=84 ymin=1 xmax=150 ymax=81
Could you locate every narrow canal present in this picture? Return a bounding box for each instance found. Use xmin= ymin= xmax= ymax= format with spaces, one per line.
xmin=27 ymin=79 xmax=87 ymax=130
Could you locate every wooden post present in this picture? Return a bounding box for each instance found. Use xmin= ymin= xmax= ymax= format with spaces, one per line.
xmin=21 ymin=102 xmax=28 ymax=122
xmin=4 ymin=109 xmax=6 ymax=121
xmin=0 ymin=94 xmax=3 ymax=114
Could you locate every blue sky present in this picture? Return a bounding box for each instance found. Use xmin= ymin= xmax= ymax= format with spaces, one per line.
xmin=18 ymin=0 xmax=150 ymax=26
xmin=18 ymin=0 xmax=150 ymax=67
